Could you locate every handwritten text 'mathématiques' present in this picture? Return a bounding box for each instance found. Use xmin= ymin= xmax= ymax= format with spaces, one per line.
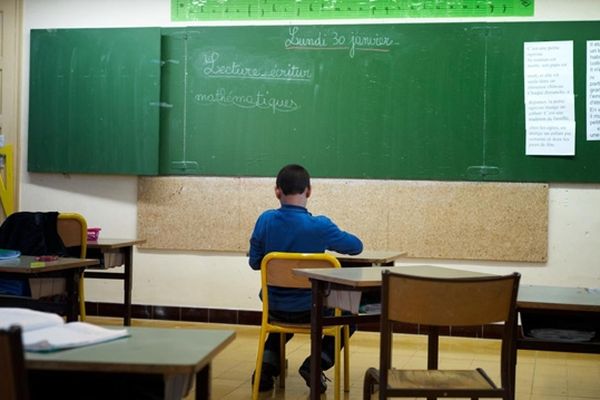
xmin=195 ymin=88 xmax=300 ymax=114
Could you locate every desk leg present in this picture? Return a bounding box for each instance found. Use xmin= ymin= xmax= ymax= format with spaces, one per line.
xmin=310 ymin=279 xmax=324 ymax=400
xmin=427 ymin=326 xmax=439 ymax=400
xmin=510 ymin=325 xmax=518 ymax=400
xmin=65 ymin=268 xmax=83 ymax=322
xmin=195 ymin=363 xmax=211 ymax=400
xmin=123 ymin=246 xmax=133 ymax=326
xmin=427 ymin=326 xmax=439 ymax=370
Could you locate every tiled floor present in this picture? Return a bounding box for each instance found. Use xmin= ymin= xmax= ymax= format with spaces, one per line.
xmin=89 ymin=317 xmax=600 ymax=400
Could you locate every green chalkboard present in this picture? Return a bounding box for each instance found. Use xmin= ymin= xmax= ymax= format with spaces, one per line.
xmin=485 ymin=22 xmax=600 ymax=182
xmin=28 ymin=28 xmax=161 ymax=175
xmin=159 ymin=22 xmax=600 ymax=182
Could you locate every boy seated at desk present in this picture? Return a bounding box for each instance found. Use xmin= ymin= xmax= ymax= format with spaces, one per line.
xmin=249 ymin=164 xmax=363 ymax=393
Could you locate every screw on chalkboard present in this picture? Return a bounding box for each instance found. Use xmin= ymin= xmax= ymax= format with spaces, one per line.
xmin=466 ymin=165 xmax=500 ymax=179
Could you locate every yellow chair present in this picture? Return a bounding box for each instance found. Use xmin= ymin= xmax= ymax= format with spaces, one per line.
xmin=252 ymin=252 xmax=350 ymax=400
xmin=57 ymin=212 xmax=88 ymax=321
xmin=0 ymin=325 xmax=29 ymax=400
xmin=363 ymin=270 xmax=520 ymax=400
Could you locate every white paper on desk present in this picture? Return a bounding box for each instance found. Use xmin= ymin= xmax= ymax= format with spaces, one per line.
xmin=23 ymin=322 xmax=129 ymax=352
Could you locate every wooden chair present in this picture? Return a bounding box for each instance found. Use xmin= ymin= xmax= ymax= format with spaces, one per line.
xmin=363 ymin=270 xmax=520 ymax=400
xmin=252 ymin=252 xmax=350 ymax=400
xmin=57 ymin=212 xmax=88 ymax=321
xmin=0 ymin=325 xmax=30 ymax=400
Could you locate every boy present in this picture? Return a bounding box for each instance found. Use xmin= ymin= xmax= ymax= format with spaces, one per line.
xmin=249 ymin=164 xmax=363 ymax=393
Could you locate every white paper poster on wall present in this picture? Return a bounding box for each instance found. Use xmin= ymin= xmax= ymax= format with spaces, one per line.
xmin=524 ymin=41 xmax=575 ymax=156
xmin=587 ymin=40 xmax=600 ymax=141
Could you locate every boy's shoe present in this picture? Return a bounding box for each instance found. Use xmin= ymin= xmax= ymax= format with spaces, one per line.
xmin=251 ymin=363 xmax=278 ymax=392
xmin=298 ymin=362 xmax=330 ymax=394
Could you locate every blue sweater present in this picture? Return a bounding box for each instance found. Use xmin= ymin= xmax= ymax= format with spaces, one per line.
xmin=249 ymin=204 xmax=363 ymax=311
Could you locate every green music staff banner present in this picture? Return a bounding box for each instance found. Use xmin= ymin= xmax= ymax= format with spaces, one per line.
xmin=171 ymin=0 xmax=534 ymax=21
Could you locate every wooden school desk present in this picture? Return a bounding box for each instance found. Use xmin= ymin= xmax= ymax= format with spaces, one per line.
xmin=0 ymin=256 xmax=99 ymax=322
xmin=293 ymin=265 xmax=490 ymax=400
xmin=26 ymin=326 xmax=236 ymax=400
xmin=517 ymin=285 xmax=600 ymax=354
xmin=86 ymin=238 xmax=145 ymax=326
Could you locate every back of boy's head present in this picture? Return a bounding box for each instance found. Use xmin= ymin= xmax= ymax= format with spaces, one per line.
xmin=276 ymin=164 xmax=311 ymax=195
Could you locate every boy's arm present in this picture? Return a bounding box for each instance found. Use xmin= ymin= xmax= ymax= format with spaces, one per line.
xmin=248 ymin=216 xmax=266 ymax=270
xmin=321 ymin=217 xmax=363 ymax=255
xmin=248 ymin=236 xmax=264 ymax=270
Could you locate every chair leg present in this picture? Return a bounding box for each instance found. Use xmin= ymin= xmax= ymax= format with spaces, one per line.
xmin=334 ymin=326 xmax=341 ymax=400
xmin=343 ymin=324 xmax=350 ymax=392
xmin=279 ymin=333 xmax=286 ymax=388
xmin=363 ymin=367 xmax=379 ymax=400
xmin=252 ymin=328 xmax=268 ymax=400
xmin=78 ymin=276 xmax=86 ymax=321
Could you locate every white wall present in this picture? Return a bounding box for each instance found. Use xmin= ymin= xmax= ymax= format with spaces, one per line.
xmin=20 ymin=0 xmax=600 ymax=310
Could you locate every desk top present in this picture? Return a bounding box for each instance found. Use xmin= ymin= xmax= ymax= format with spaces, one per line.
xmin=87 ymin=238 xmax=146 ymax=249
xmin=0 ymin=256 xmax=98 ymax=274
xmin=518 ymin=285 xmax=600 ymax=312
xmin=293 ymin=265 xmax=490 ymax=288
xmin=328 ymin=250 xmax=406 ymax=265
xmin=26 ymin=326 xmax=235 ymax=375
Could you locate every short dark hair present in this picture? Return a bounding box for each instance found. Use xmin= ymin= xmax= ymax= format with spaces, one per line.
xmin=276 ymin=164 xmax=311 ymax=195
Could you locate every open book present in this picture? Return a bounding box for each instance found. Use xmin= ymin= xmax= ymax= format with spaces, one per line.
xmin=0 ymin=308 xmax=129 ymax=352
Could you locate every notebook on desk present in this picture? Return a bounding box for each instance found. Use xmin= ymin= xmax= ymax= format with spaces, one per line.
xmin=0 ymin=308 xmax=129 ymax=352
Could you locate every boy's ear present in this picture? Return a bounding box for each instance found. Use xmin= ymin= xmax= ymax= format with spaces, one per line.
xmin=275 ymin=187 xmax=282 ymax=199
xmin=306 ymin=186 xmax=312 ymax=198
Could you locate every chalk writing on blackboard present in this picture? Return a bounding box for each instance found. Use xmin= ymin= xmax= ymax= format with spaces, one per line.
xmin=201 ymin=51 xmax=313 ymax=81
xmin=284 ymin=26 xmax=394 ymax=58
xmin=195 ymin=88 xmax=300 ymax=113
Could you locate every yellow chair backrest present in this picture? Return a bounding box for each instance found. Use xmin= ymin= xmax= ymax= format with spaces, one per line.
xmin=260 ymin=252 xmax=341 ymax=308
xmin=57 ymin=213 xmax=87 ymax=258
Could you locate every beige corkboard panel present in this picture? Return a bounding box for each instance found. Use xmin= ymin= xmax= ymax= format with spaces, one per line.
xmin=138 ymin=177 xmax=548 ymax=262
